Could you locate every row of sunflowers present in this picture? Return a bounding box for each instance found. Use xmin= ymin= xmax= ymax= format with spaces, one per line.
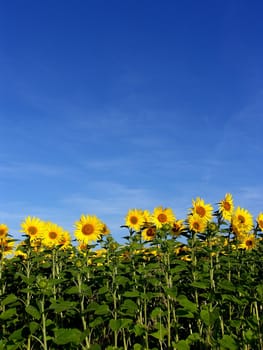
xmin=1 ymin=193 xmax=263 ymax=256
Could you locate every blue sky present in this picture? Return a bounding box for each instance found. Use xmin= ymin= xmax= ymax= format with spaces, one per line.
xmin=1 ymin=0 xmax=263 ymax=242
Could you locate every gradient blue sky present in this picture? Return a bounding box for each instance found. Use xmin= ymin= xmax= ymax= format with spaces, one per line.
xmin=1 ymin=0 xmax=263 ymax=242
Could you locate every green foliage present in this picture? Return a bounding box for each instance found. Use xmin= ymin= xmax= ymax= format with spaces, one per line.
xmin=1 ymin=226 xmax=263 ymax=349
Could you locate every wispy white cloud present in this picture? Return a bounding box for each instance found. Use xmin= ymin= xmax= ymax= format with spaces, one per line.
xmin=0 ymin=161 xmax=71 ymax=178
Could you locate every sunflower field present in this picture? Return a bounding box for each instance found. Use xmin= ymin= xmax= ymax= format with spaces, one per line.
xmin=1 ymin=194 xmax=263 ymax=350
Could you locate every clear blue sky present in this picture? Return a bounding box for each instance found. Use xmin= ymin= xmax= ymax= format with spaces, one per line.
xmin=1 ymin=0 xmax=263 ymax=242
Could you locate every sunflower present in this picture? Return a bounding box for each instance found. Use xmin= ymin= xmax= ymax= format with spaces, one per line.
xmin=151 ymin=206 xmax=175 ymax=229
xmin=175 ymin=244 xmax=191 ymax=255
xmin=257 ymin=213 xmax=263 ymax=231
xmin=14 ymin=249 xmax=28 ymax=259
xmin=42 ymin=222 xmax=64 ymax=248
xmin=77 ymin=242 xmax=89 ymax=254
xmin=142 ymin=210 xmax=152 ymax=227
xmin=231 ymin=207 xmax=253 ymax=236
xmin=191 ymin=197 xmax=213 ymax=222
xmin=74 ymin=215 xmax=104 ymax=244
xmin=171 ymin=219 xmax=185 ymax=236
xmin=101 ymin=222 xmax=110 ymax=235
xmin=218 ymin=193 xmax=234 ymax=221
xmin=142 ymin=227 xmax=156 ymax=241
xmin=188 ymin=214 xmax=207 ymax=233
xmin=59 ymin=231 xmax=72 ymax=250
xmin=20 ymin=216 xmax=46 ymax=240
xmin=0 ymin=224 xmax=8 ymax=239
xmin=94 ymin=248 xmax=107 ymax=257
xmin=237 ymin=233 xmax=257 ymax=250
xmin=30 ymin=238 xmax=43 ymax=252
xmin=125 ymin=209 xmax=145 ymax=231
xmin=0 ymin=238 xmax=14 ymax=256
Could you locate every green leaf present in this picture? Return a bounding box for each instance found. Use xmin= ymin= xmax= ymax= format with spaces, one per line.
xmin=218 ymin=335 xmax=238 ymax=350
xmin=150 ymin=323 xmax=167 ymax=341
xmin=49 ymin=300 xmax=77 ymax=313
xmin=64 ymin=286 xmax=80 ymax=295
xmin=0 ymin=308 xmax=17 ymax=320
xmin=98 ymin=286 xmax=109 ymax=295
xmin=109 ymin=319 xmax=122 ymax=331
xmin=29 ymin=321 xmax=40 ymax=334
xmin=200 ymin=307 xmax=219 ymax=326
xmin=120 ymin=318 xmax=133 ymax=329
xmin=187 ymin=332 xmax=201 ymax=343
xmin=175 ymin=340 xmax=190 ymax=350
xmin=123 ymin=291 xmax=140 ymax=298
xmin=171 ymin=265 xmax=188 ymax=274
xmin=115 ymin=275 xmax=129 ymax=286
xmin=94 ymin=304 xmax=110 ymax=315
xmin=53 ymin=328 xmax=82 ymax=345
xmin=90 ymin=344 xmax=102 ymax=350
xmin=133 ymin=344 xmax=143 ymax=350
xmin=256 ymin=284 xmax=263 ymax=299
xmin=218 ymin=280 xmax=236 ymax=292
xmin=134 ymin=324 xmax=145 ymax=336
xmin=147 ymin=277 xmax=161 ymax=287
xmin=164 ymin=287 xmax=177 ymax=299
xmin=87 ymin=301 xmax=99 ymax=311
xmin=229 ymin=319 xmax=241 ymax=329
xmin=177 ymin=295 xmax=197 ymax=313
xmin=8 ymin=327 xmax=24 ymax=341
xmin=150 ymin=307 xmax=163 ymax=318
xmin=1 ymin=294 xmax=18 ymax=306
xmin=25 ymin=305 xmax=41 ymax=320
xmin=175 ymin=308 xmax=194 ymax=318
xmin=89 ymin=317 xmax=104 ymax=328
xmin=190 ymin=281 xmax=209 ymax=289
xmin=121 ymin=299 xmax=138 ymax=315
xmin=244 ymin=329 xmax=255 ymax=342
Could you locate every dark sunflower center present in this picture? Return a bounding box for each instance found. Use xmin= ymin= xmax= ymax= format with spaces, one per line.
xmin=28 ymin=226 xmax=37 ymax=235
xmin=193 ymin=222 xmax=200 ymax=230
xmin=158 ymin=213 xmax=167 ymax=223
xmin=0 ymin=229 xmax=5 ymax=236
xmin=49 ymin=231 xmax=57 ymax=239
xmin=238 ymin=215 xmax=245 ymax=224
xmin=246 ymin=239 xmax=253 ymax=247
xmin=172 ymin=223 xmax=180 ymax=233
xmin=223 ymin=202 xmax=231 ymax=211
xmin=146 ymin=228 xmax=155 ymax=237
xmin=82 ymin=224 xmax=94 ymax=235
xmin=130 ymin=216 xmax=138 ymax=225
xmin=196 ymin=206 xmax=206 ymax=217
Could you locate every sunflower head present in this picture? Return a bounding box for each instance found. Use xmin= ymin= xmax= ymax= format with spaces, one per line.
xmin=257 ymin=213 xmax=263 ymax=231
xmin=59 ymin=231 xmax=72 ymax=250
xmin=101 ymin=223 xmax=110 ymax=235
xmin=188 ymin=214 xmax=207 ymax=233
xmin=0 ymin=224 xmax=8 ymax=239
xmin=231 ymin=207 xmax=253 ymax=235
xmin=218 ymin=193 xmax=234 ymax=221
xmin=20 ymin=216 xmax=46 ymax=240
xmin=125 ymin=209 xmax=145 ymax=232
xmin=0 ymin=238 xmax=14 ymax=256
xmin=237 ymin=234 xmax=257 ymax=250
xmin=75 ymin=215 xmax=104 ymax=244
xmin=151 ymin=207 xmax=175 ymax=229
xmin=171 ymin=219 xmax=185 ymax=236
xmin=142 ymin=227 xmax=156 ymax=241
xmin=42 ymin=222 xmax=65 ymax=248
xmin=191 ymin=197 xmax=213 ymax=222
xmin=14 ymin=249 xmax=28 ymax=259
